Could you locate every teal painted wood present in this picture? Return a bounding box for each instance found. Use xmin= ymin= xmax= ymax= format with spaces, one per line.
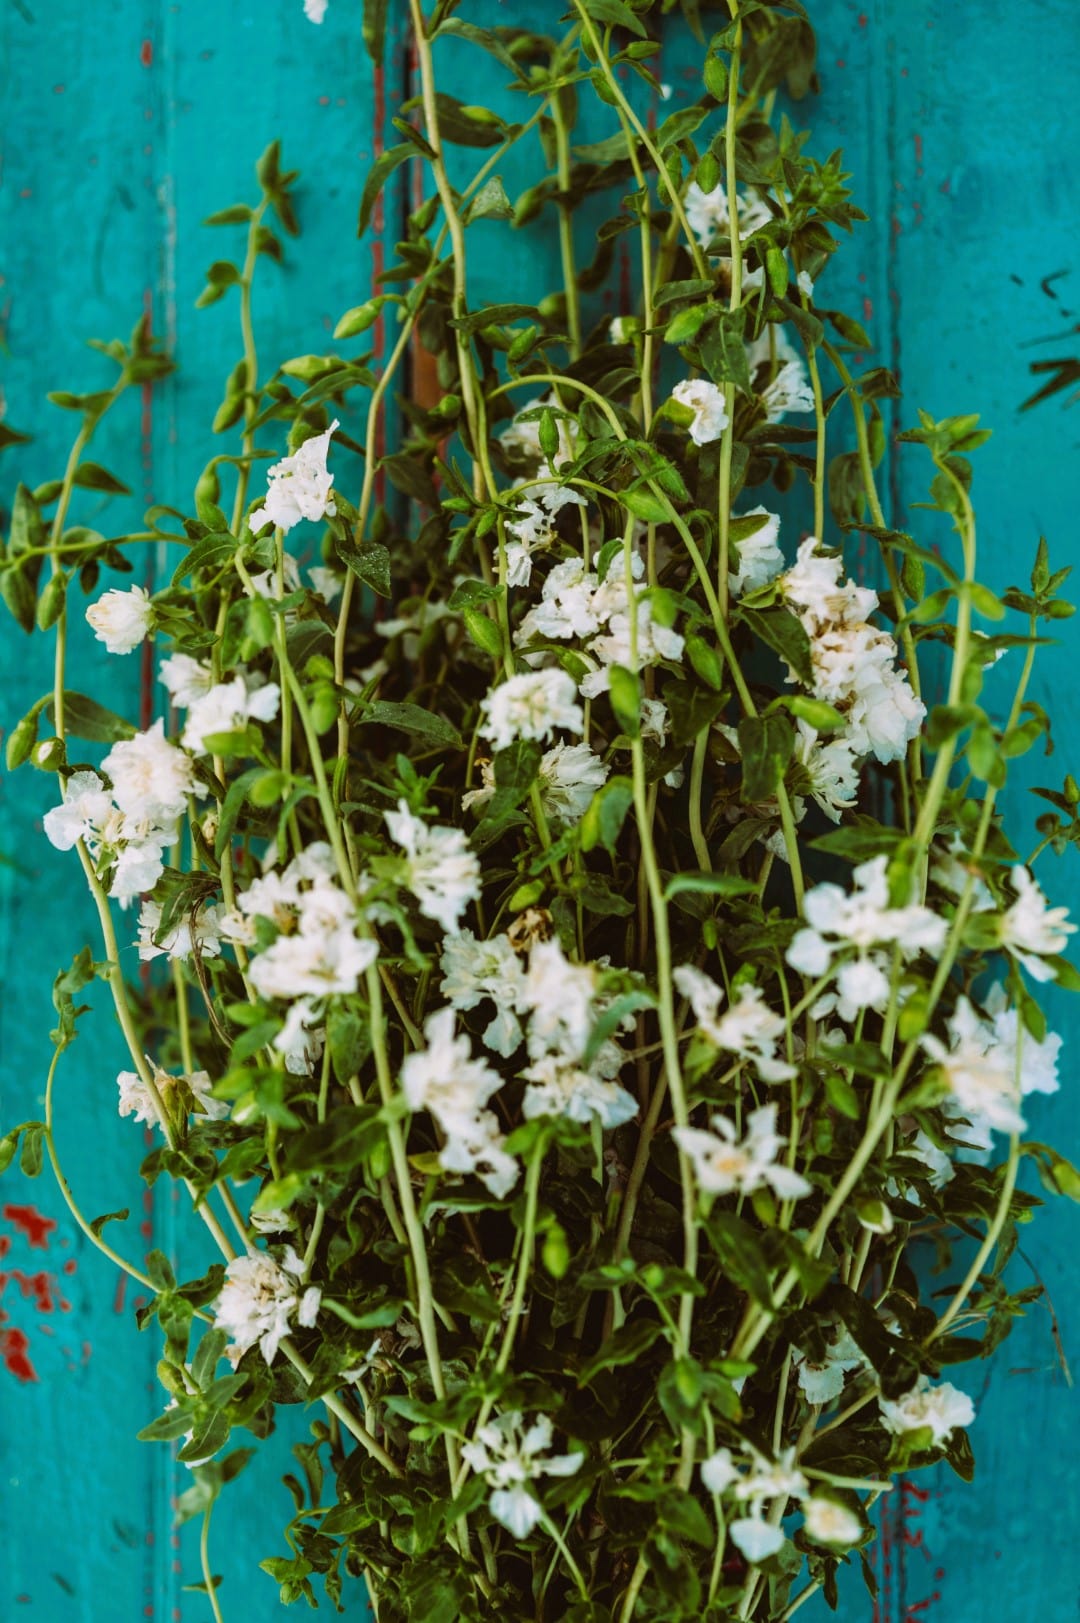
xmin=1 ymin=4 xmax=1078 ymax=1621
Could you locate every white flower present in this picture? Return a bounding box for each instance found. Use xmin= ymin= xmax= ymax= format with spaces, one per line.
xmin=779 ymin=538 xmax=924 ymax=765
xmin=674 ymin=1103 xmax=811 ymax=1200
xmin=137 ymin=897 xmax=224 ymax=962
xmin=274 ymin=997 xmax=326 ymax=1076
xmin=674 ymin=966 xmax=795 ymax=1083
xmin=399 ymin=1006 xmax=522 ymax=1201
xmin=796 ymin=722 xmax=861 ymax=823
xmin=921 ymin=987 xmax=1061 ymax=1141
xmin=794 ymin=1326 xmax=864 ymax=1405
xmin=160 ymin=654 xmax=216 ymax=707
xmin=537 ymin=741 xmax=609 ymax=824
xmin=700 ymin=1444 xmax=808 ymax=1562
xmin=480 ymin=669 xmax=584 ymax=751
xmin=684 ymin=182 xmax=772 ymax=252
xmin=309 ymin=565 xmax=342 ymax=601
xmin=181 ymin=676 xmax=281 ymax=754
xmin=747 ymin=328 xmax=814 ymax=420
xmin=401 ymin=1007 xmax=503 ymax=1135
xmin=672 ymin=378 xmax=729 ymax=446
xmin=102 ymin=719 xmax=199 ymax=825
xmin=730 ymin=1518 xmax=786 ymax=1562
xmin=248 ymin=927 xmax=377 ymax=1001
xmin=439 ymin=930 xmax=527 ymax=1057
xmin=520 ymin=1053 xmax=638 ymax=1129
xmin=118 ymin=1059 xmax=228 ymax=1130
xmin=461 ymin=1411 xmax=583 ymax=1539
xmin=1000 ymin=865 xmax=1075 ymax=980
xmin=385 ymin=800 xmax=481 ymax=935
xmin=43 ymin=770 xmax=113 ymax=851
xmin=110 ymin=835 xmax=173 ymax=902
xmin=85 ymin=585 xmax=153 ymax=654
xmin=580 ymin=597 xmax=685 ymax=699
xmin=521 ymin=936 xmax=597 ymax=1061
xmin=787 ymin=856 xmax=946 ymax=1015
xmin=303 ymin=0 xmax=328 ymax=20
xmin=797 ymin=270 xmax=815 ymax=298
xmin=878 ymin=1376 xmax=974 ymax=1446
xmin=249 ymin=420 xmax=339 ymax=533
xmin=803 ymin=1496 xmax=862 ymax=1547
xmin=504 ymin=470 xmax=588 ymax=587
xmin=400 ymin=1008 xmax=518 ymax=1196
xmin=729 ymin=507 xmax=784 ymax=598
xmin=213 ymin=1247 xmax=321 ymax=1367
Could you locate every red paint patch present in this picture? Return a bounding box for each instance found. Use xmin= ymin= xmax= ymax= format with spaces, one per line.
xmin=0 ymin=1327 xmax=38 ymax=1382
xmin=63 ymin=1258 xmax=77 ymax=1274
xmin=858 ymin=11 xmax=868 ymax=23
xmin=3 ymin=1205 xmax=56 ymax=1249
xmin=836 ymin=57 xmax=846 ymax=68
xmin=53 ymin=83 xmax=65 ymax=94
xmin=114 ymin=1272 xmax=128 ymax=1314
xmin=140 ymin=39 xmax=153 ymax=67
xmin=940 ymin=176 xmax=951 ymax=194
xmin=863 ymin=296 xmax=875 ymax=322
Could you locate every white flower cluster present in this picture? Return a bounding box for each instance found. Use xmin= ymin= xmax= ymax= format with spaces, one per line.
xmin=43 ymin=721 xmax=204 ymax=903
xmin=461 ymin=1411 xmax=584 ymax=1538
xmin=504 ymin=465 xmax=588 ymax=588
xmin=702 ymin=1445 xmax=862 ymax=1558
xmin=788 ymin=855 xmax=946 ymax=1020
xmin=440 ymin=931 xmax=638 ymax=1129
xmin=728 ymin=506 xmax=785 ymax=600
xmin=674 ymin=1103 xmax=811 ymax=1201
xmin=674 ymin=965 xmax=795 ymax=1083
xmin=249 ymin=420 xmax=338 ymax=534
xmin=213 ymin=1246 xmax=321 ymax=1367
xmin=781 ymin=537 xmax=924 ymax=765
xmin=672 ymin=378 xmax=729 ymax=446
xmin=746 ymin=326 xmax=816 ymax=420
xmin=117 ymin=1056 xmax=228 ymax=1130
xmin=922 ymin=981 xmax=1061 ymax=1145
xmin=480 ymin=668 xmax=584 ymax=751
xmin=137 ymin=896 xmax=225 ymax=962
xmin=222 ymin=842 xmax=374 ymax=1075
xmin=160 ymin=653 xmax=280 ymax=755
xmin=513 ymin=553 xmax=685 ymax=700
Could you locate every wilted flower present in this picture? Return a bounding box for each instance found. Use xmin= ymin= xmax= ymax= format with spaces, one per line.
xmin=674 ymin=965 xmax=795 ymax=1083
xmin=999 ymin=865 xmax=1075 ymax=981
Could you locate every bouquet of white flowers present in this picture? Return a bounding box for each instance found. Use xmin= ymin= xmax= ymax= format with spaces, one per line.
xmin=3 ymin=2 xmax=1078 ymax=1619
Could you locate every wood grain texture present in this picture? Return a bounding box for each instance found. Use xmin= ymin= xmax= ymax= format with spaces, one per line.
xmin=1 ymin=3 xmax=1077 ymax=1620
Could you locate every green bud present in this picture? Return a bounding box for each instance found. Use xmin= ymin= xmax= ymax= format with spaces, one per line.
xmin=31 ymin=736 xmax=64 ymax=771
xmin=704 ymin=54 xmax=728 ymax=101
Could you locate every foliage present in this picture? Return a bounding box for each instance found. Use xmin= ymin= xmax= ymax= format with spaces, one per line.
xmin=2 ymin=2 xmax=1078 ymax=1620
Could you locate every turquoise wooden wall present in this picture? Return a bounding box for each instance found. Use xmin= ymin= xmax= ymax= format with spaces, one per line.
xmin=1 ymin=2 xmax=1077 ymax=1619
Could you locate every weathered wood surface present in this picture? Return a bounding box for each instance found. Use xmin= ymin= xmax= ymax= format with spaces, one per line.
xmin=1 ymin=2 xmax=1077 ymax=1619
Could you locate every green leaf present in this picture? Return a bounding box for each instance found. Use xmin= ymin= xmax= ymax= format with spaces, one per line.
xmin=739 ymin=606 xmax=814 ymax=686
xmin=464 ymin=176 xmax=514 ymax=223
xmin=0 ymin=565 xmax=38 ymax=633
xmin=358 ymin=143 xmax=413 ymax=237
xmin=738 ymin=712 xmax=795 ymax=803
xmin=581 ymin=0 xmax=647 ymax=38
xmin=73 ymin=461 xmax=131 ymax=495
xmin=608 ymin=665 xmax=641 ymax=737
xmin=664 ymin=871 xmax=759 ymax=901
xmin=362 ymin=0 xmax=388 ymax=64
xmin=47 ymin=692 xmax=135 ymax=744
xmin=359 ymin=701 xmax=462 ymax=749
xmin=578 ymin=1319 xmax=665 ymax=1385
xmin=335 ymin=531 xmax=391 ymax=597
xmin=580 ymin=776 xmax=634 ymax=856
